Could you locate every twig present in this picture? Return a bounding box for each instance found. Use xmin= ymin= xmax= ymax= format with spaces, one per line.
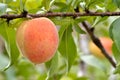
xmin=81 ymin=21 xmax=116 ymax=68
xmin=1 ymin=11 xmax=120 ymax=19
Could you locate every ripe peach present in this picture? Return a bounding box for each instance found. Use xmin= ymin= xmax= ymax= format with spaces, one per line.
xmin=89 ymin=37 xmax=113 ymax=58
xmin=16 ymin=17 xmax=59 ymax=64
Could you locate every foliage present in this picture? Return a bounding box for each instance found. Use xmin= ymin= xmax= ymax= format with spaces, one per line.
xmin=0 ymin=0 xmax=120 ymax=80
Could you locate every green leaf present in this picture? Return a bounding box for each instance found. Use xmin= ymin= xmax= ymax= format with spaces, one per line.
xmin=41 ymin=0 xmax=51 ymax=11
xmin=0 ymin=21 xmax=11 ymax=70
xmin=54 ymin=1 xmax=73 ymax=12
xmin=7 ymin=0 xmax=21 ymax=12
xmin=113 ymin=0 xmax=120 ymax=8
xmin=87 ymin=0 xmax=104 ymax=9
xmin=19 ymin=0 xmax=26 ymax=11
xmin=58 ymin=24 xmax=69 ymax=41
xmin=50 ymin=0 xmax=55 ymax=8
xmin=112 ymin=43 xmax=120 ymax=63
xmin=72 ymin=0 xmax=81 ymax=8
xmin=73 ymin=21 xmax=85 ymax=34
xmin=73 ymin=17 xmax=86 ymax=34
xmin=92 ymin=16 xmax=108 ymax=27
xmin=109 ymin=23 xmax=114 ymax=40
xmin=68 ymin=0 xmax=81 ymax=8
xmin=58 ymin=24 xmax=77 ymax=71
xmin=46 ymin=52 xmax=58 ymax=79
xmin=114 ymin=63 xmax=120 ymax=74
xmin=16 ymin=60 xmax=37 ymax=78
xmin=57 ymin=18 xmax=74 ymax=41
xmin=109 ymin=17 xmax=120 ymax=52
xmin=54 ymin=2 xmax=67 ymax=8
xmin=52 ymin=17 xmax=73 ymax=27
xmin=0 ymin=3 xmax=7 ymax=15
xmin=0 ymin=21 xmax=19 ymax=71
xmin=75 ymin=17 xmax=87 ymax=23
xmin=25 ymin=0 xmax=42 ymax=11
xmin=6 ymin=26 xmax=20 ymax=64
xmin=38 ymin=73 xmax=47 ymax=80
xmin=106 ymin=0 xmax=117 ymax=11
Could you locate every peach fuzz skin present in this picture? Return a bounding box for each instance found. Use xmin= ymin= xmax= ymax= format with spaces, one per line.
xmin=89 ymin=37 xmax=113 ymax=58
xmin=16 ymin=17 xmax=59 ymax=64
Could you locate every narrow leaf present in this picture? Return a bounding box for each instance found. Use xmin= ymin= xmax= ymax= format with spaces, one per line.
xmin=0 ymin=21 xmax=11 ymax=70
xmin=46 ymin=52 xmax=58 ymax=79
xmin=6 ymin=27 xmax=19 ymax=64
xmin=114 ymin=63 xmax=120 ymax=74
xmin=0 ymin=21 xmax=19 ymax=71
xmin=41 ymin=0 xmax=51 ymax=11
xmin=109 ymin=17 xmax=120 ymax=52
xmin=112 ymin=43 xmax=120 ymax=63
xmin=73 ymin=22 xmax=85 ymax=34
xmin=58 ymin=24 xmax=77 ymax=71
xmin=113 ymin=0 xmax=120 ymax=8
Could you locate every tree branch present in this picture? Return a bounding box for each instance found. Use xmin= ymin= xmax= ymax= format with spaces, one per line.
xmin=1 ymin=11 xmax=120 ymax=19
xmin=81 ymin=21 xmax=116 ymax=68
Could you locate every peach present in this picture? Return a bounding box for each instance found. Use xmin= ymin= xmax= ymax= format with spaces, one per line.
xmin=16 ymin=17 xmax=59 ymax=64
xmin=89 ymin=37 xmax=113 ymax=58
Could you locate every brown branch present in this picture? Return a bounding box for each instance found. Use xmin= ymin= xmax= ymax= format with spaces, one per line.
xmin=81 ymin=21 xmax=116 ymax=68
xmin=1 ymin=11 xmax=120 ymax=19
